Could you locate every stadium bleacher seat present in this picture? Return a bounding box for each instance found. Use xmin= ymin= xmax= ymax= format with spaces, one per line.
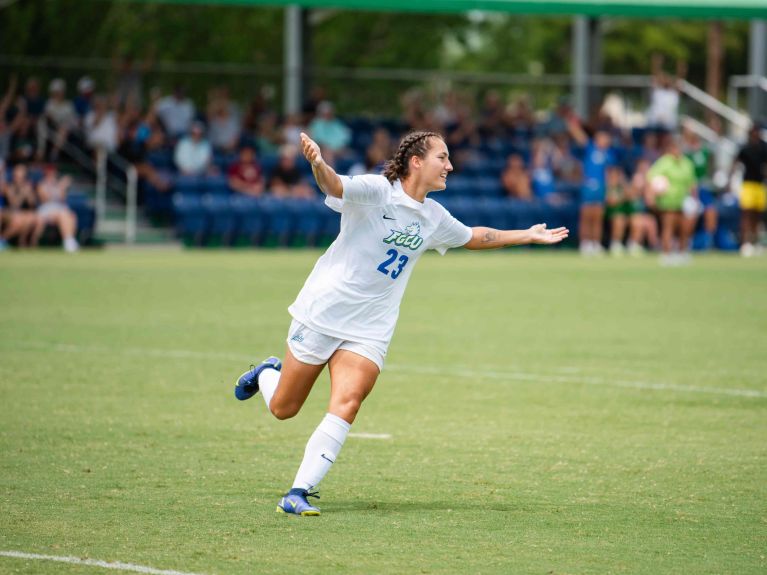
xmin=173 ymin=193 xmax=206 ymax=246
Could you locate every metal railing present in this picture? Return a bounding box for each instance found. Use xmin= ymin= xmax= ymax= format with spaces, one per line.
xmin=727 ymin=75 xmax=767 ymax=111
xmin=95 ymin=148 xmax=138 ymax=244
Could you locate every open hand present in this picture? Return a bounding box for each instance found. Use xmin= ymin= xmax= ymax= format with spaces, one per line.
xmin=300 ymin=132 xmax=323 ymax=167
xmin=529 ymin=223 xmax=569 ymax=244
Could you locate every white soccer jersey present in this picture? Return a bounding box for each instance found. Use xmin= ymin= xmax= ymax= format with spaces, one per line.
xmin=288 ymin=174 xmax=472 ymax=347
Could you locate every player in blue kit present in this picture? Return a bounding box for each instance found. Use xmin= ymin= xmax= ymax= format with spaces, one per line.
xmin=567 ymin=118 xmax=615 ymax=255
xmin=235 ymin=131 xmax=569 ymax=516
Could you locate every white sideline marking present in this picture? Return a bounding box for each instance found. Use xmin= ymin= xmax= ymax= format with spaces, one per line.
xmin=8 ymin=341 xmax=767 ymax=400
xmin=0 ymin=550 xmax=207 ymax=575
xmin=348 ymin=432 xmax=392 ymax=440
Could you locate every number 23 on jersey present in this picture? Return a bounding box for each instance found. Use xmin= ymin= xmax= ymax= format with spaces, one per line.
xmin=377 ymin=248 xmax=409 ymax=279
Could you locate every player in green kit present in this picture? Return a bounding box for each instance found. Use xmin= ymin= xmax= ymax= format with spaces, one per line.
xmin=683 ymin=129 xmax=714 ymax=249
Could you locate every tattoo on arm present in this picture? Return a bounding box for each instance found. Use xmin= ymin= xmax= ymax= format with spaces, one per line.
xmin=482 ymin=230 xmax=498 ymax=244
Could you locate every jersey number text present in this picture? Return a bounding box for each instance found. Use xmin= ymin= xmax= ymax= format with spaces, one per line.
xmin=377 ymin=248 xmax=409 ymax=279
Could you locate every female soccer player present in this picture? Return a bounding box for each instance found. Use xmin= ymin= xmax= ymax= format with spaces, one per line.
xmin=235 ymin=131 xmax=569 ymax=516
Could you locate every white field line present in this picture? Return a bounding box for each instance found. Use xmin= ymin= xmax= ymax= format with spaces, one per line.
xmin=0 ymin=550 xmax=207 ymax=575
xmin=7 ymin=341 xmax=767 ymax=400
xmin=385 ymin=364 xmax=767 ymax=399
xmin=348 ymin=432 xmax=392 ymax=439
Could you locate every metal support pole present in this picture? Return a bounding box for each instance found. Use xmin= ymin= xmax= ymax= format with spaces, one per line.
xmin=96 ymin=148 xmax=106 ymax=230
xmin=748 ymin=20 xmax=766 ymax=121
xmin=572 ymin=16 xmax=590 ymax=120
xmin=125 ymin=166 xmax=137 ymax=244
xmin=283 ymin=5 xmax=303 ymax=116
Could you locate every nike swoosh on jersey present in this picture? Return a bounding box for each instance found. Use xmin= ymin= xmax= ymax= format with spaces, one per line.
xmin=382 ymin=215 xmax=396 ymax=220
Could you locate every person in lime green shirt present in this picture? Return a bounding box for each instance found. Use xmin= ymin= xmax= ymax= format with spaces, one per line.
xmin=647 ymin=136 xmax=697 ymax=262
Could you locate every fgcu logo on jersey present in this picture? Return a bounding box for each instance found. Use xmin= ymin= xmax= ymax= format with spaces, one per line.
xmin=383 ymin=222 xmax=424 ymax=250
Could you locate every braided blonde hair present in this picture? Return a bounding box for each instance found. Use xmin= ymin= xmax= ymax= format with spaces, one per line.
xmin=382 ymin=131 xmax=443 ymax=183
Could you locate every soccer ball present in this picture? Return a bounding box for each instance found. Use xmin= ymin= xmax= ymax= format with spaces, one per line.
xmin=650 ymin=175 xmax=669 ymax=195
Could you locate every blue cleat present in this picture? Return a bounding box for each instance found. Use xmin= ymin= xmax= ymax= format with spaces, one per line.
xmin=276 ymin=488 xmax=321 ymax=516
xmin=234 ymin=356 xmax=282 ymax=401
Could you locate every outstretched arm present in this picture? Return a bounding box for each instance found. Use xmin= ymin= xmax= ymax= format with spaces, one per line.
xmin=464 ymin=223 xmax=569 ymax=250
xmin=300 ymin=132 xmax=343 ymax=198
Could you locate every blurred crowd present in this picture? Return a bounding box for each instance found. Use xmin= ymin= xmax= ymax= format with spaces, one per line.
xmin=1 ymin=55 xmax=765 ymax=257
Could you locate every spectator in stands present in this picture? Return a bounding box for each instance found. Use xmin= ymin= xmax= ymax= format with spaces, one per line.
xmin=646 ymin=54 xmax=685 ymax=132
xmin=731 ymin=124 xmax=767 ymax=257
xmin=39 ymin=78 xmax=77 ymax=161
xmin=21 ymin=77 xmax=45 ymax=124
xmin=370 ymin=127 xmax=394 ymax=158
xmin=501 ymin=153 xmax=532 ymax=201
xmin=254 ymin=110 xmax=281 ymax=155
xmin=530 ymin=140 xmax=558 ymax=203
xmin=174 ymin=121 xmax=213 ymax=176
xmin=708 ymin=116 xmax=738 ymax=196
xmin=683 ymin=128 xmax=716 ymax=250
xmin=605 ymin=165 xmax=631 ymax=255
xmin=641 ymin=130 xmax=662 ymax=165
xmin=281 ymin=113 xmax=305 ymax=147
xmin=84 ymin=95 xmax=119 ymax=154
xmin=0 ymin=163 xmax=39 ymax=248
xmin=626 ymin=158 xmax=658 ymax=255
xmin=113 ymin=51 xmax=153 ymax=110
xmin=568 ymin=117 xmax=614 ymax=255
xmin=118 ymin=121 xmax=171 ymax=193
xmin=207 ymin=86 xmax=241 ymax=153
xmin=647 ymin=135 xmax=697 ymax=265
xmin=0 ymin=76 xmax=18 ymax=162
xmin=550 ymin=132 xmax=582 ymax=185
xmin=73 ymin=76 xmax=94 ymax=121
xmin=156 ymin=85 xmax=195 ymax=140
xmin=348 ymin=143 xmax=387 ymax=177
xmin=228 ymin=145 xmax=265 ymax=197
xmin=433 ymin=90 xmax=460 ymax=128
xmin=32 ymin=164 xmax=79 ymax=252
xmin=9 ymin=115 xmax=36 ymax=165
xmin=478 ymin=89 xmax=506 ymax=143
xmin=445 ymin=105 xmax=481 ymax=152
xmin=401 ymin=89 xmax=436 ymax=132
xmin=269 ymin=144 xmax=315 ymax=199
xmin=302 ymin=85 xmax=327 ymax=124
xmin=506 ymin=94 xmax=535 ymax=136
xmin=308 ymin=101 xmax=351 ymax=154
xmin=543 ymin=96 xmax=579 ymax=137
xmin=242 ymin=89 xmax=272 ymax=142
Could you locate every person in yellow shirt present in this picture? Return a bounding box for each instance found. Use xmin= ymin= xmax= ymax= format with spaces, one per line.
xmin=732 ymin=125 xmax=767 ymax=257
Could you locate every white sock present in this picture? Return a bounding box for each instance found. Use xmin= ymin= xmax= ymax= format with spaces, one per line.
xmin=292 ymin=413 xmax=351 ymax=491
xmin=259 ymin=368 xmax=280 ymax=411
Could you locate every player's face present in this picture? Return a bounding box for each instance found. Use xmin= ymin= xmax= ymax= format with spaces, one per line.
xmin=420 ymin=138 xmax=453 ymax=191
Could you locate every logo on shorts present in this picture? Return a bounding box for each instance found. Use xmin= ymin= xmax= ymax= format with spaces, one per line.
xmin=383 ymin=221 xmax=423 ymax=250
xmin=290 ymin=333 xmax=305 ymax=343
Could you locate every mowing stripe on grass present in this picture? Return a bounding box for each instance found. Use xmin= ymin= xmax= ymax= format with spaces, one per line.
xmin=0 ymin=551 xmax=206 ymax=575
xmin=7 ymin=341 xmax=767 ymax=400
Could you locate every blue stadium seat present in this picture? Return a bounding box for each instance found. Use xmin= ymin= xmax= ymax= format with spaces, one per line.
xmin=231 ymin=194 xmax=267 ymax=246
xmin=173 ymin=174 xmax=204 ymax=194
xmin=202 ymin=193 xmax=236 ymax=246
xmin=66 ymin=192 xmax=96 ymax=243
xmin=259 ymin=197 xmax=295 ymax=246
xmin=476 ymin=176 xmax=504 ymax=198
xmin=203 ymin=174 xmax=229 ymax=194
xmin=147 ymin=149 xmax=174 ymax=170
xmin=288 ymin=198 xmax=325 ymax=246
xmin=173 ymin=193 xmax=206 ymax=246
xmin=259 ymin=154 xmax=279 ymax=179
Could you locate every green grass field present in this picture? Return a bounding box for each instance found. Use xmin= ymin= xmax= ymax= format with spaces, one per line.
xmin=1 ymin=250 xmax=766 ymax=575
